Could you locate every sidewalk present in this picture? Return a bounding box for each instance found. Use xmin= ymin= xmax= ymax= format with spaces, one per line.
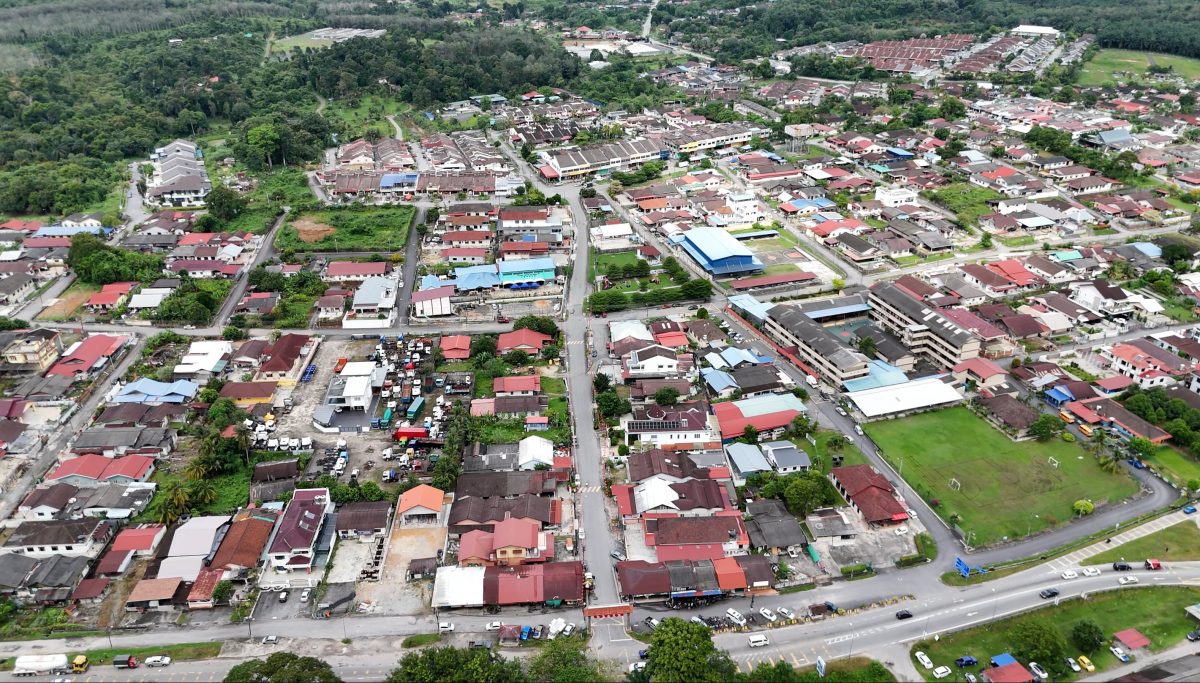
xmin=1046 ymin=510 xmax=1191 ymax=572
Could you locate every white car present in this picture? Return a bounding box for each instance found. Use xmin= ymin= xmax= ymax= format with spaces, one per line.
xmin=759 ymin=607 xmax=777 ymax=622
xmin=438 ymin=622 xmax=455 ymax=633
xmin=1119 ymin=576 xmax=1139 ymax=585
xmin=778 ymin=607 xmax=795 ymax=619
xmin=836 ymin=407 xmax=847 ymax=416
xmin=144 ymin=656 xmax=172 ymax=667
xmin=1082 ymin=567 xmax=1101 ymax=577
xmin=1061 ymin=570 xmax=1078 ymax=580
xmin=916 ymin=651 xmax=934 ymax=670
xmin=261 ymin=636 xmax=279 ymax=645
xmin=726 ymin=608 xmax=747 ymax=626
xmin=1066 ymin=657 xmax=1081 ymax=673
xmin=933 ymin=666 xmax=952 ymax=679
xmin=299 ymin=589 xmax=311 ymax=603
xmin=1030 ymin=662 xmax=1049 ymax=680
xmin=486 ymin=621 xmax=502 ymax=631
xmin=895 ymin=526 xmax=909 ymax=535
xmin=629 ymin=662 xmax=647 ymax=673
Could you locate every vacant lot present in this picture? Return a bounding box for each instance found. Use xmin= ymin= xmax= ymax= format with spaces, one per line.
xmin=277 ymin=207 xmax=416 ymax=253
xmin=1150 ymin=445 xmax=1200 ymax=487
xmin=864 ymin=407 xmax=1138 ymax=545
xmin=912 ymin=587 xmax=1200 ymax=681
xmin=37 ymin=282 xmax=97 ymax=321
xmin=270 ymin=32 xmax=335 ymax=54
xmin=1083 ymin=520 xmax=1200 ymax=565
xmin=1078 ymin=49 xmax=1200 ymax=86
xmin=926 ymin=183 xmax=1003 ymax=226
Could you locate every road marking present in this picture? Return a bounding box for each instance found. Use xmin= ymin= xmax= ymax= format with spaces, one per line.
xmin=966 ymin=611 xmax=978 ymax=617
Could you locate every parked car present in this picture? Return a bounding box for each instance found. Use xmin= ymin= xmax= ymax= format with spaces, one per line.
xmin=610 ymin=550 xmax=625 ymax=561
xmin=933 ymin=666 xmax=952 ymax=679
xmin=915 ymin=652 xmax=934 ymax=670
xmin=1029 ymin=662 xmax=1048 ymax=680
xmin=438 ymin=622 xmax=455 ymax=633
xmin=894 ymin=526 xmax=909 ymax=536
xmin=1188 ymin=630 xmax=1200 ymax=642
xmin=629 ymin=662 xmax=646 ymax=673
xmin=1061 ymin=570 xmax=1078 ymax=580
xmin=1110 ymin=646 xmax=1130 ymax=663
xmin=638 ymin=650 xmax=649 ymax=660
xmin=1113 ymin=561 xmax=1133 ymax=571
xmin=690 ymin=616 xmax=705 ymax=626
xmin=261 ymin=636 xmax=278 ymax=645
xmin=1184 ymin=505 xmax=1197 ymax=514
xmin=519 ymin=625 xmax=531 ymax=641
xmin=562 ymin=623 xmax=576 ymax=637
xmin=532 ymin=625 xmax=544 ymax=639
xmin=486 ymin=621 xmax=502 ymax=631
xmin=954 ymin=656 xmax=978 ymax=668
xmin=278 ymin=591 xmax=289 ymax=603
xmin=965 ymin=674 xmax=978 ymax=683
xmin=726 ymin=608 xmax=747 ymax=626
xmin=1066 ymin=657 xmax=1081 ymax=672
xmin=144 ymin=656 xmax=171 ymax=668
xmin=1118 ymin=576 xmax=1139 ymax=585
xmin=895 ymin=610 xmax=913 ymax=620
xmin=759 ymin=608 xmax=777 ymax=622
xmin=1078 ymin=655 xmax=1095 ymax=672
xmin=299 ymin=589 xmax=311 ymax=603
xmin=1038 ymin=588 xmax=1059 ymax=599
xmin=644 ymin=617 xmax=660 ymax=630
xmin=777 ymin=607 xmax=795 ymax=619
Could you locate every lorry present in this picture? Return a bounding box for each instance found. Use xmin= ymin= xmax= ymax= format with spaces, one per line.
xmin=805 ymin=374 xmax=818 ymax=389
xmin=113 ymin=654 xmax=139 ymax=669
xmin=13 ymin=654 xmax=83 ymax=676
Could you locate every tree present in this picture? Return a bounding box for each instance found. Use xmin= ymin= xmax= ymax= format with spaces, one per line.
xmin=223 ymin=325 xmax=247 ymax=340
xmin=783 ymin=476 xmax=827 ymax=516
xmin=856 ymin=336 xmax=876 ymax=356
xmin=1029 ymin=414 xmax=1062 ymax=442
xmin=695 ymin=307 xmax=709 ymax=319
xmin=502 ymin=350 xmax=530 ymax=366
xmin=1072 ymin=498 xmax=1095 ymax=516
xmin=387 ymin=646 xmax=525 ymax=683
xmin=654 ymin=387 xmax=680 ymax=406
xmin=189 ymin=478 xmax=218 ymax=507
xmin=593 ymin=374 xmax=612 ymax=393
xmin=646 ymin=618 xmax=737 ymax=683
xmin=596 ymin=391 xmax=630 ymax=420
xmin=525 ymin=638 xmax=602 ymax=683
xmin=470 ymin=335 xmax=497 ymax=358
xmin=1071 ymin=619 xmax=1105 ymax=654
xmin=832 ymin=277 xmax=846 ymax=291
xmin=1127 ymin=436 xmax=1155 ymax=459
xmin=205 ymin=185 xmax=247 ymax=222
xmin=512 ymin=315 xmax=559 ymax=337
xmin=1010 ymin=620 xmax=1068 ymax=676
xmin=540 ymin=344 xmax=560 ymax=361
xmin=225 ymin=653 xmax=341 ymax=682
xmin=212 ymin=580 xmax=234 ymax=604
xmin=789 ymin=414 xmax=815 ymax=438
xmin=741 ymin=425 xmax=759 ymax=444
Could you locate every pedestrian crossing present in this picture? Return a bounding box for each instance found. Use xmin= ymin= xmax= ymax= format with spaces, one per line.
xmin=729 ymin=648 xmax=824 ymax=673
xmin=577 ymin=485 xmax=603 ymax=494
xmin=1046 ymin=510 xmax=1189 ymax=572
xmin=565 ymin=339 xmax=585 ymax=346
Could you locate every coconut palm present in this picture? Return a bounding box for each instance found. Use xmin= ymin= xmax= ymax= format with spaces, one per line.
xmin=234 ymin=425 xmax=253 ymax=467
xmin=184 ymin=457 xmax=211 ymax=482
xmin=189 ymin=479 xmax=218 ymax=507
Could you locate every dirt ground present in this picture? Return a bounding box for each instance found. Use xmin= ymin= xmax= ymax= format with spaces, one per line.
xmin=293 ymin=217 xmax=336 ymax=243
xmin=36 ymin=286 xmax=94 ymax=320
xmin=354 ymin=525 xmax=446 ymax=615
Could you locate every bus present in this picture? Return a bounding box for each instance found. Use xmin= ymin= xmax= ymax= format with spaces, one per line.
xmin=1077 ymin=423 xmax=1094 ymax=437
xmin=1058 ymin=410 xmax=1076 ymax=424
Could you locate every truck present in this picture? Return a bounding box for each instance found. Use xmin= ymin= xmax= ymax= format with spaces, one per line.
xmin=805 ymin=374 xmax=818 ymax=389
xmin=12 ymin=654 xmax=76 ymax=676
xmin=334 ymin=357 xmax=349 ymax=373
xmin=113 ymin=654 xmax=139 ymax=669
xmin=407 ymin=397 xmax=426 ymax=420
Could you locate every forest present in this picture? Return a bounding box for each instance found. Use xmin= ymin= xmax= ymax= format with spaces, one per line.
xmin=655 ymin=0 xmax=1200 ymax=63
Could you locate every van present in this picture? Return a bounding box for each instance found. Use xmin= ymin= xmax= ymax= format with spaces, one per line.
xmin=726 ymin=608 xmax=747 ymax=626
xmin=1078 ymin=424 xmax=1094 ymax=437
xmin=113 ymin=655 xmax=138 ymax=669
xmin=748 ymin=635 xmax=769 ymax=648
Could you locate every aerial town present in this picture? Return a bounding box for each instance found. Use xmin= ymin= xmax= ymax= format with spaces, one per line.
xmin=4 ymin=1 xmax=1200 ymax=681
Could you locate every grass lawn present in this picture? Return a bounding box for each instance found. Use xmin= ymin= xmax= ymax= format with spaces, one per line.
xmin=1000 ymin=235 xmax=1036 ymax=248
xmin=1 ymin=642 xmax=222 ymax=670
xmin=36 ymin=282 xmax=99 ymax=321
xmin=140 ymin=468 xmax=250 ymax=521
xmin=911 ymin=587 xmax=1200 ymax=681
xmin=323 ymin=95 xmax=408 ymax=139
xmin=436 ymin=361 xmax=473 ymax=373
xmin=743 ymin=235 xmax=799 ymax=251
xmin=270 ymin=32 xmax=334 ymax=54
xmin=1162 ymin=303 xmax=1200 ymax=323
xmin=590 ymin=250 xmax=640 ymax=278
xmin=541 ymin=376 xmax=566 ymax=396
xmin=926 ymin=184 xmax=1003 ymax=226
xmin=1147 ymin=445 xmax=1200 ymax=489
xmin=1078 ymin=49 xmax=1200 ymax=86
xmin=748 ymin=657 xmax=895 ymax=680
xmin=1083 ymin=521 xmax=1200 ymax=565
xmin=812 ymin=429 xmax=869 ymax=473
xmin=401 ymin=633 xmax=442 ymax=648
xmin=277 ymin=206 xmax=415 ymax=253
xmin=864 ymin=407 xmax=1139 ymax=545
xmin=1093 ymin=227 xmax=1119 ymax=236
xmin=762 ymin=263 xmax=800 ymax=276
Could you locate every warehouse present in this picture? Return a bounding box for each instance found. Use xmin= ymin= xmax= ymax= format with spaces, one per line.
xmin=672 ymin=228 xmax=764 ymax=277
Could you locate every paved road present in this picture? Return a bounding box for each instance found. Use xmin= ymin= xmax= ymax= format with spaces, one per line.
xmin=213 ymin=209 xmax=290 ymax=326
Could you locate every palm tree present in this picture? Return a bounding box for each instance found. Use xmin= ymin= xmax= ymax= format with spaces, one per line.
xmin=234 ymin=425 xmax=253 ymax=467
xmin=164 ymin=481 xmax=190 ymax=511
xmin=184 ymin=457 xmax=211 ymax=482
xmin=1088 ymin=429 xmax=1110 ymax=456
xmin=189 ymin=479 xmax=218 ymax=507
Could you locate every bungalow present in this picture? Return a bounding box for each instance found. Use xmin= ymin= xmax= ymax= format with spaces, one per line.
xmin=235 ymin=292 xmax=279 ymax=316
xmin=440 ymin=335 xmax=471 ymax=361
xmin=494 ymin=375 xmax=541 ymax=397
xmin=397 ymin=484 xmax=444 ymax=525
xmin=335 ymin=501 xmax=393 ymax=541
xmin=497 ymin=328 xmax=552 ymax=354
xmin=44 ymin=454 xmax=156 ymax=488
xmin=830 ymin=465 xmax=908 ymax=527
xmin=315 ymin=294 xmax=346 ymax=321
xmin=45 ymin=334 xmax=128 ymax=380
xmin=85 ymin=282 xmax=136 ymax=312
xmin=219 ymin=381 xmax=278 ymax=407
xmin=2 ymin=518 xmax=111 ymax=559
xmin=324 ymin=261 xmax=390 ymax=283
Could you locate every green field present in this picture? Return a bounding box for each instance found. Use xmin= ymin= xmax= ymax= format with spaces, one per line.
xmin=912 ymin=587 xmax=1200 ymax=681
xmin=270 ymin=33 xmax=335 ymax=55
xmin=323 ymin=95 xmax=409 ymax=139
xmin=1078 ymin=49 xmax=1200 ymax=86
xmin=590 ymin=250 xmax=640 ymax=278
xmin=1084 ymin=521 xmax=1200 ymax=565
xmin=926 ymin=184 xmax=1003 ymax=226
xmin=1149 ymin=445 xmax=1200 ymax=488
xmin=762 ymin=263 xmax=800 ymax=276
xmin=864 ymin=408 xmax=1139 ymax=545
xmin=277 ymin=206 xmax=415 ymax=253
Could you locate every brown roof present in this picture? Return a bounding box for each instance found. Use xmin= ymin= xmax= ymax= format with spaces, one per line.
xmin=980 ymin=394 xmax=1039 ymax=431
xmin=220 ymin=381 xmax=278 ymax=400
xmin=127 ymin=577 xmax=182 ymax=603
xmin=831 ymin=465 xmax=907 ymax=524
xmin=628 ymin=449 xmax=705 ymax=482
xmin=335 ymin=501 xmax=392 ymax=531
xmin=455 ymin=471 xmax=556 ymax=499
xmin=20 ymin=483 xmax=79 ymax=512
xmin=210 ymin=512 xmax=277 ymax=569
xmin=260 ymin=334 xmax=309 ymax=374
xmin=252 ymin=459 xmax=300 ymax=482
xmin=616 ymin=560 xmax=672 ymax=597
xmin=648 ymin=516 xmax=740 ymax=545
xmin=448 ymin=495 xmax=556 ymax=528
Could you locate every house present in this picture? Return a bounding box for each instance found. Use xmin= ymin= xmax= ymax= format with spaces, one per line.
xmin=497 ymin=329 xmax=552 ymax=354
xmin=256 ymin=334 xmax=313 ymax=384
xmin=724 ymin=442 xmax=772 ymax=481
xmin=17 ymin=484 xmax=80 ymax=520
xmin=459 ymin=517 xmax=554 ymax=567
xmin=235 ymin=292 xmax=279 ymax=316
xmin=494 ymin=375 xmax=541 ymax=396
xmin=1 ymin=518 xmax=111 ymax=559
xmin=397 ymin=484 xmax=444 ymax=525
xmin=440 ymin=335 xmax=471 ymax=361
xmin=113 ymin=378 xmax=198 ymax=404
xmin=620 ymin=402 xmax=718 ymax=449
xmin=45 ymin=454 xmax=155 ymax=487
xmin=315 ymin=294 xmax=345 ymax=321
xmin=349 ymin=277 xmax=398 ymax=322
xmin=109 ymin=525 xmax=166 ymax=557
xmin=644 ymin=515 xmax=749 ymax=562
xmin=125 ymin=577 xmax=183 ymax=612
xmin=760 ymin=440 xmax=811 ymax=473
xmin=2 ymin=329 xmax=63 ymax=372
xmin=71 ymin=426 xmax=174 ymax=457
xmin=45 ymin=334 xmax=128 ymax=379
xmin=980 ymin=394 xmax=1040 ymax=435
xmin=335 ymin=501 xmax=393 ymax=541
xmin=830 ymin=465 xmax=908 ymax=526
xmin=712 ymin=393 xmax=807 ymax=442
xmin=323 ymin=261 xmax=390 ymax=283
xmin=209 ymin=509 xmax=278 ymax=573
xmin=0 ymin=274 xmax=36 ymax=305
xmin=744 ymin=499 xmax=809 ymax=554
xmin=219 ymin=381 xmax=278 ymax=407
xmin=952 ymin=357 xmax=1008 ymax=391
xmin=266 ymin=488 xmax=334 ymax=573
xmin=626 ymin=345 xmax=682 ymax=379
xmin=412 ymin=286 xmax=454 ymax=318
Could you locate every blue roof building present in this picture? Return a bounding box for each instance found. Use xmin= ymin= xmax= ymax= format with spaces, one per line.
xmin=842 ymin=361 xmax=909 ymax=392
xmin=34 ymin=225 xmax=105 ymax=237
xmin=497 ymin=257 xmax=556 ymax=288
xmin=728 ymin=294 xmax=773 ymax=324
xmin=672 ymin=228 xmax=763 ymax=276
xmin=451 ymin=264 xmax=501 ymax=291
xmin=701 ymin=368 xmax=737 ymax=394
xmin=114 ymin=378 xmax=199 ymax=404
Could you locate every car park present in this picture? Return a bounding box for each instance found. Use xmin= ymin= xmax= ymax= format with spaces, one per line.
xmin=955 ymin=656 xmax=978 ymax=668
xmin=1110 ymin=646 xmax=1130 ymax=663
xmin=1061 ymin=570 xmax=1078 ymax=579
xmin=144 ymin=657 xmax=171 ymax=668
xmin=933 ymin=666 xmax=951 ymax=679
xmin=1119 ymin=576 xmax=1139 ymax=585
xmin=1029 ymin=662 xmax=1048 ymax=680
xmin=915 ymin=652 xmax=934 ymax=670
xmin=1038 ymin=588 xmax=1059 ymax=599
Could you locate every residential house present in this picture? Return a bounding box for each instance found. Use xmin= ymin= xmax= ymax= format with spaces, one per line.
xmin=266 ymin=488 xmax=334 ymax=573
xmin=1 ymin=518 xmax=112 ymax=559
xmin=830 ymin=465 xmax=909 ymax=527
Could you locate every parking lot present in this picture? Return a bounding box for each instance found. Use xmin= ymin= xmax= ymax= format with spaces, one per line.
xmin=811 ymin=511 xmax=922 ymax=573
xmin=252 ymin=585 xmax=316 ymax=622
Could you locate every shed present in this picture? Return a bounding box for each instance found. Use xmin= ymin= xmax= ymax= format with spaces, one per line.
xmin=1114 ymin=628 xmax=1151 ymax=651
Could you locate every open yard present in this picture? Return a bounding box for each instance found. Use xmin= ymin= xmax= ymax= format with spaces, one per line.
xmin=1149 ymin=445 xmax=1200 ymax=488
xmin=1078 ymin=49 xmax=1200 ymax=86
xmin=323 ymin=95 xmax=408 ymax=139
xmin=269 ymin=32 xmax=335 ymax=54
xmin=911 ymin=587 xmax=1200 ymax=681
xmin=590 ymin=250 xmax=641 ymax=279
xmin=864 ymin=407 xmax=1139 ymax=545
xmin=277 ymin=206 xmax=416 ymax=253
xmin=36 ymin=282 xmax=97 ymax=321
xmin=1083 ymin=520 xmax=1200 ymax=565
xmin=926 ymin=183 xmax=1003 ymax=226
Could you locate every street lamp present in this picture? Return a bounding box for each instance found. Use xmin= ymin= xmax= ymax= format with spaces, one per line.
xmin=245 ymin=617 xmax=254 ymax=640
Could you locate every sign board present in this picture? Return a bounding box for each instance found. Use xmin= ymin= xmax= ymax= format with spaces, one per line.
xmin=584 ymin=604 xmax=633 ymax=619
xmin=954 ymin=556 xmax=970 ymax=578
xmin=816 ymin=656 xmax=827 ymax=678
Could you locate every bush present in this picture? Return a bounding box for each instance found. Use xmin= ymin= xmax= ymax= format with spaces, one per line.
xmin=840 ymin=562 xmax=874 ymax=578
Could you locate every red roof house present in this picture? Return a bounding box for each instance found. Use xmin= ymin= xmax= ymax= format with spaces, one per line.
xmin=830 ymin=465 xmax=908 ymax=526
xmin=46 ymin=334 xmax=128 ymax=378
xmin=440 ymin=335 xmax=471 ymax=360
xmin=497 ymin=329 xmax=552 ymax=354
